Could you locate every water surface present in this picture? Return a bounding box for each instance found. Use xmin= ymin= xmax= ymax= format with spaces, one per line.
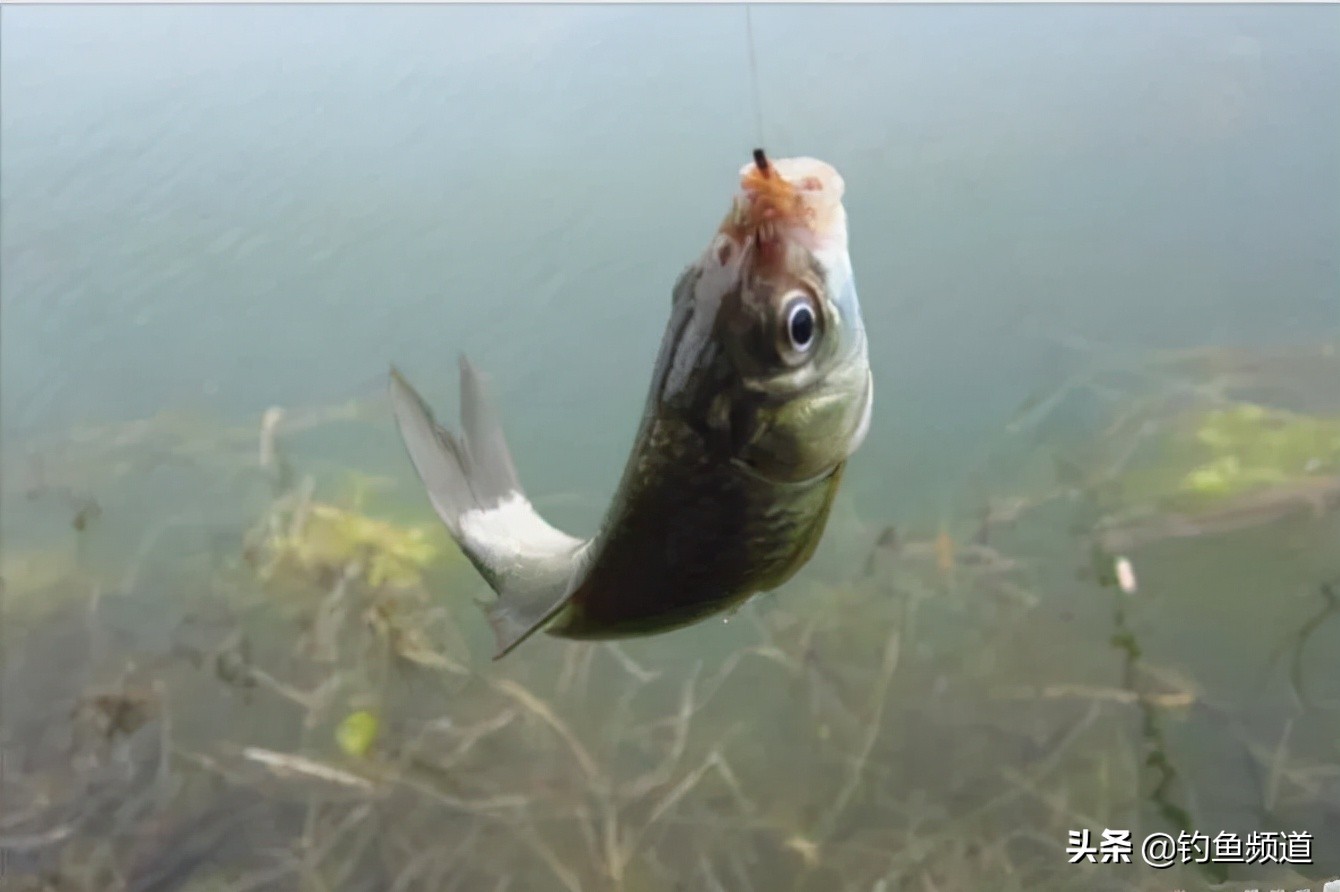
xmin=3 ymin=6 xmax=1338 ymax=890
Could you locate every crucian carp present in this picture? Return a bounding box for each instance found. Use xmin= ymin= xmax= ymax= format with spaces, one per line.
xmin=389 ymin=150 xmax=872 ymax=659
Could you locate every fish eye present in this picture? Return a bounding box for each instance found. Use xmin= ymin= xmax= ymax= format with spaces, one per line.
xmin=781 ymin=293 xmax=819 ymax=357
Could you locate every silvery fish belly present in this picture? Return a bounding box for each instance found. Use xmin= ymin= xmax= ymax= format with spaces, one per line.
xmin=389 ymin=151 xmax=873 ymax=659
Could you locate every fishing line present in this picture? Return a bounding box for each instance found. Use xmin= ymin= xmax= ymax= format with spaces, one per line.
xmin=744 ymin=5 xmax=767 ymax=149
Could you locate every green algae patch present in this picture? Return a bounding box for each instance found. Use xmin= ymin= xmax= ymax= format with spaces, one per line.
xmin=1117 ymin=401 xmax=1340 ymax=512
xmin=285 ymin=503 xmax=438 ymax=589
xmin=247 ymin=490 xmax=460 ymax=595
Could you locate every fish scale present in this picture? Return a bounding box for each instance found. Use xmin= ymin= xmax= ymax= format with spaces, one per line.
xmin=551 ymin=411 xmax=844 ymax=639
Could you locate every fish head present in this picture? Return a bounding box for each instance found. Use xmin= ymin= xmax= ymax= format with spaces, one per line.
xmin=659 ymin=153 xmax=873 ymax=484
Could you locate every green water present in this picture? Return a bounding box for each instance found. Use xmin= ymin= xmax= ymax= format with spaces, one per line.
xmin=2 ymin=5 xmax=1338 ymax=891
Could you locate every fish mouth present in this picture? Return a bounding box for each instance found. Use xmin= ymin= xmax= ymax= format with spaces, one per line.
xmin=721 ymin=150 xmax=847 ymax=262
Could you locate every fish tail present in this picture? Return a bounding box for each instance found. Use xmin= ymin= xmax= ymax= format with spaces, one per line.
xmin=388 ymin=358 xmax=512 ymax=538
xmin=388 ymin=358 xmax=584 ymax=659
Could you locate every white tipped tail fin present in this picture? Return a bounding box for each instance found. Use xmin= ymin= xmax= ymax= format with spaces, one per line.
xmin=388 ymin=358 xmax=586 ymax=658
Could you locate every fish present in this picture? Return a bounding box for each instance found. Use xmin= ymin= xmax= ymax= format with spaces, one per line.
xmin=389 ymin=150 xmax=873 ymax=659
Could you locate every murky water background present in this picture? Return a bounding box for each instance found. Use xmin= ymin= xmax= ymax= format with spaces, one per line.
xmin=2 ymin=5 xmax=1338 ymax=891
